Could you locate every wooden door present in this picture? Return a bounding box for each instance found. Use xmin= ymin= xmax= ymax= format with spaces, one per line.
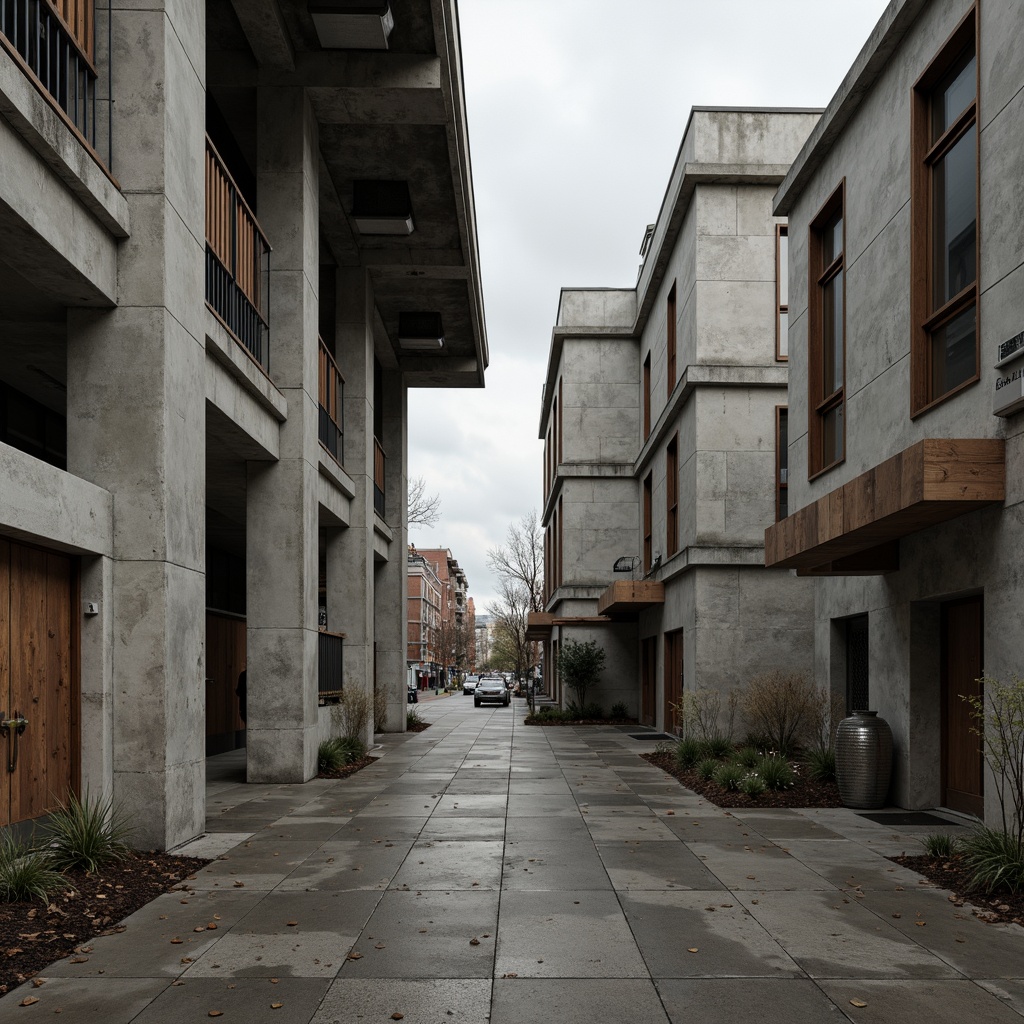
xmin=0 ymin=539 xmax=77 ymax=826
xmin=664 ymin=630 xmax=684 ymax=734
xmin=640 ymin=637 xmax=657 ymax=727
xmin=941 ymin=596 xmax=983 ymax=817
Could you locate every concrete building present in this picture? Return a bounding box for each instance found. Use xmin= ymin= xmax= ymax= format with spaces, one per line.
xmin=765 ymin=0 xmax=1020 ymax=823
xmin=532 ymin=108 xmax=817 ymax=730
xmin=0 ymin=0 xmax=486 ymax=848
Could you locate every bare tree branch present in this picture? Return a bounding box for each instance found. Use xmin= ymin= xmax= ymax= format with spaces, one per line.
xmin=487 ymin=510 xmax=544 ymax=612
xmin=408 ymin=475 xmax=442 ymax=528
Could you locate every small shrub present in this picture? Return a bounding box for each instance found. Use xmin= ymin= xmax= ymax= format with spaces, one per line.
xmin=960 ymin=826 xmax=1024 ymax=894
xmin=734 ymin=746 xmax=761 ymax=769
xmin=566 ymin=702 xmax=583 ymax=719
xmin=582 ymin=702 xmax=604 ymax=720
xmin=675 ymin=737 xmax=704 ymax=770
xmin=0 ymin=835 xmax=67 ymax=903
xmin=557 ymin=639 xmax=606 ymax=708
xmin=757 ymin=756 xmax=797 ymax=791
xmin=43 ymin=792 xmax=134 ymax=873
xmin=703 ymin=735 xmax=734 ymax=760
xmin=332 ymin=687 xmax=371 ymax=741
xmin=713 ymin=762 xmax=745 ymax=791
xmin=373 ymin=685 xmax=388 ymax=732
xmin=743 ymin=731 xmax=771 ymax=751
xmin=538 ymin=704 xmax=553 ymax=715
xmin=740 ymin=672 xmax=818 ymax=755
xmin=923 ymin=833 xmax=958 ymax=859
xmin=407 ymin=707 xmax=425 ymax=728
xmin=803 ymin=747 xmax=837 ymax=783
xmin=740 ymin=773 xmax=766 ymax=798
xmin=319 ymin=736 xmax=366 ymax=773
xmin=610 ymin=702 xmax=629 ymax=720
xmin=696 ymin=758 xmax=719 ymax=781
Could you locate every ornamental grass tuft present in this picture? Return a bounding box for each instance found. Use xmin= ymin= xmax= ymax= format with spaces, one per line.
xmin=0 ymin=834 xmax=67 ymax=903
xmin=42 ymin=792 xmax=134 ymax=874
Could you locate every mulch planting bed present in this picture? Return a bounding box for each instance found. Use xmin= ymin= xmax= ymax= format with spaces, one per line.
xmin=0 ymin=850 xmax=208 ymax=998
xmin=406 ymin=720 xmax=430 ymax=733
xmin=891 ymin=854 xmax=1024 ymax=927
xmin=524 ymin=716 xmax=636 ymax=726
xmin=317 ymin=754 xmax=378 ymax=780
xmin=641 ymin=750 xmax=843 ymax=809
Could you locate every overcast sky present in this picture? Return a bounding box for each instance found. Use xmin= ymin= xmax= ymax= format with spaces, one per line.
xmin=408 ymin=0 xmax=891 ymax=614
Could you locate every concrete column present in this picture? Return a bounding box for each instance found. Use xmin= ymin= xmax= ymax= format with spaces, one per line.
xmin=245 ymin=88 xmax=320 ymax=783
xmin=66 ymin=1 xmax=206 ymax=849
xmin=374 ymin=369 xmax=408 ymax=731
xmin=333 ymin=268 xmax=375 ymax=747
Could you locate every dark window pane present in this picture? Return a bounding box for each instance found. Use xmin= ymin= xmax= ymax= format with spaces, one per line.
xmin=846 ymin=615 xmax=870 ymax=714
xmin=931 ymin=304 xmax=976 ymax=397
xmin=932 ymin=124 xmax=977 ymax=306
xmin=822 ymin=269 xmax=843 ymax=395
xmin=933 ymin=50 xmax=976 ymax=139
xmin=823 ymin=213 xmax=843 ymax=265
xmin=822 ymin=403 xmax=844 ymax=466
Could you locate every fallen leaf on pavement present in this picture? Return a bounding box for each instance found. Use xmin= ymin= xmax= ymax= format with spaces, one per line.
xmin=687 ymin=948 xmax=698 ymax=953
xmin=347 ymin=951 xmax=364 ymax=960
xmin=19 ymin=997 xmax=39 ymax=1006
xmin=271 ymin=1003 xmax=283 ymax=1010
xmin=850 ymin=999 xmax=867 ymax=1008
xmin=469 ymin=937 xmax=480 ymax=946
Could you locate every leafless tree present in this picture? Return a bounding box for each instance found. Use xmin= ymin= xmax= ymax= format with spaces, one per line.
xmin=487 ymin=509 xmax=544 ymax=613
xmin=487 ymin=579 xmax=533 ymax=684
xmin=408 ymin=476 xmax=441 ymax=528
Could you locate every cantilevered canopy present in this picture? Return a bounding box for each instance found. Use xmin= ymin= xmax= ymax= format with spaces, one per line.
xmin=765 ymin=439 xmax=1004 ymax=576
xmin=596 ymin=581 xmax=665 ymax=619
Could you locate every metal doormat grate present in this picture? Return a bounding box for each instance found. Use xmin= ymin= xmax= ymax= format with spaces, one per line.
xmin=628 ymin=733 xmax=676 ymax=741
xmin=857 ymin=811 xmax=960 ymax=827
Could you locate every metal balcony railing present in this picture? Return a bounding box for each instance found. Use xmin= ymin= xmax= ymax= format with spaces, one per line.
xmin=205 ymin=136 xmax=270 ymax=371
xmin=373 ymin=437 xmax=385 ymax=519
xmin=0 ymin=0 xmax=109 ymax=161
xmin=318 ymin=630 xmax=343 ymax=704
xmin=318 ymin=338 xmax=344 ymax=464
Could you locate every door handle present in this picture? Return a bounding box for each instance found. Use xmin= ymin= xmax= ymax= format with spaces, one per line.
xmin=0 ymin=713 xmax=27 ymax=773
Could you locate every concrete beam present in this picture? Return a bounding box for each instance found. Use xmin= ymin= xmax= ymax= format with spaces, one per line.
xmin=229 ymin=0 xmax=294 ymax=72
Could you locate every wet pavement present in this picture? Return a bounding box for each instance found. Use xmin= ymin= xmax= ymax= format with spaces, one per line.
xmin=5 ymin=697 xmax=1024 ymax=1022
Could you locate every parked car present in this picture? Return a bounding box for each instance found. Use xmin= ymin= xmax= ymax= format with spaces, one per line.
xmin=474 ymin=676 xmax=510 ymax=707
xmin=463 ymin=674 xmax=480 ymax=695
xmin=407 ymin=682 xmax=418 ymax=704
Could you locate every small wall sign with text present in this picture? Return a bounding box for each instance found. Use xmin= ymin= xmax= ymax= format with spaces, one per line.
xmin=993 ymin=349 xmax=1024 ymax=417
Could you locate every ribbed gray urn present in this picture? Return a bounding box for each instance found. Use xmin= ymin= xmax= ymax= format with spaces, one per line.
xmin=835 ymin=711 xmax=893 ymax=809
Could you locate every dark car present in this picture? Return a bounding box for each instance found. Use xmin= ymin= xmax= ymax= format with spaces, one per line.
xmin=407 ymin=682 xmax=418 ymax=704
xmin=474 ymin=675 xmax=510 ymax=707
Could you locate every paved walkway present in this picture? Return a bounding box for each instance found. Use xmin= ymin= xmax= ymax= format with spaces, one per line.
xmin=5 ymin=699 xmax=1024 ymax=1022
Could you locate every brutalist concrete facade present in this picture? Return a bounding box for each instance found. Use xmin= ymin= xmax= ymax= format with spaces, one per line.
xmin=769 ymin=0 xmax=1024 ymax=824
xmin=537 ymin=109 xmax=817 ymax=730
xmin=0 ymin=0 xmax=486 ymax=848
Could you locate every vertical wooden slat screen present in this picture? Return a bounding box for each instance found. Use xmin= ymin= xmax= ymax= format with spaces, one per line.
xmin=49 ymin=0 xmax=94 ymax=62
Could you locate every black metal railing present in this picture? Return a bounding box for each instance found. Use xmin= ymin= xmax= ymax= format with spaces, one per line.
xmin=318 ymin=630 xmax=344 ymax=704
xmin=205 ymin=136 xmax=271 ymax=372
xmin=0 ymin=0 xmax=106 ymax=157
xmin=318 ymin=339 xmax=344 ymax=463
xmin=373 ymin=437 xmax=385 ymax=518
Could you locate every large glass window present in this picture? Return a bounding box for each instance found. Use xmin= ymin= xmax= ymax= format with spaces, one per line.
xmin=808 ymin=185 xmax=845 ymax=476
xmin=912 ymin=11 xmax=978 ymax=414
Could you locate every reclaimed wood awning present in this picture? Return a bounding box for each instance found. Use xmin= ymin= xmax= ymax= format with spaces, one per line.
xmin=596 ymin=580 xmax=665 ymax=618
xmin=526 ymin=612 xmax=557 ymax=640
xmin=764 ymin=439 xmax=1005 ymax=575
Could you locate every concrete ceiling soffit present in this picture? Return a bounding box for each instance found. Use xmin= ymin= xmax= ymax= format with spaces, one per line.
xmin=229 ymin=0 xmax=295 ymax=71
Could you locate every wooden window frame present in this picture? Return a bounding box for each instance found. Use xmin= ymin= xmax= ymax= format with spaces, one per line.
xmin=642 ymin=472 xmax=653 ymax=573
xmin=775 ymin=406 xmax=788 ymax=522
xmin=807 ymin=181 xmax=846 ymax=480
xmin=557 ymin=495 xmax=564 ymax=589
xmin=666 ymin=434 xmax=679 ymax=557
xmin=910 ymin=7 xmax=979 ymax=417
xmin=642 ymin=352 xmax=651 ymax=441
xmin=666 ymin=281 xmax=677 ymax=396
xmin=776 ymin=225 xmax=789 ymax=361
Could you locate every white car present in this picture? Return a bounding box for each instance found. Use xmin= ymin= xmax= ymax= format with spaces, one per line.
xmin=474 ymin=675 xmax=510 ymax=707
xmin=463 ymin=674 xmax=480 ymax=695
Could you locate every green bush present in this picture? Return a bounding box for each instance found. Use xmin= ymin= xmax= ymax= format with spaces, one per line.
xmin=803 ymin=747 xmax=837 ymax=783
xmin=923 ymin=832 xmax=958 ymax=859
xmin=42 ymin=792 xmax=134 ymax=873
xmin=701 ymin=735 xmax=734 ymax=760
xmin=556 ymin=639 xmax=606 ymax=708
xmin=319 ymin=736 xmax=366 ymax=772
xmin=757 ymin=756 xmax=796 ymax=791
xmin=740 ymin=773 xmax=766 ymax=798
xmin=743 ymin=731 xmax=772 ymax=751
xmin=407 ymin=707 xmax=425 ymax=728
xmin=0 ymin=834 xmax=67 ymax=903
xmin=739 ymin=672 xmax=818 ymax=755
xmin=960 ymin=826 xmax=1024 ymax=894
xmin=734 ymin=745 xmax=761 ymax=769
xmin=696 ymin=758 xmax=719 ymax=781
xmin=582 ymin=702 xmax=604 ymax=720
xmin=675 ymin=737 xmax=704 ymax=770
xmin=610 ymin=702 xmax=629 ymax=720
xmin=713 ymin=762 xmax=745 ymax=791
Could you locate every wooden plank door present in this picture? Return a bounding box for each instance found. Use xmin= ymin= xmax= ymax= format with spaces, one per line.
xmin=941 ymin=596 xmax=984 ymax=817
xmin=640 ymin=636 xmax=657 ymax=727
xmin=2 ymin=541 xmax=77 ymax=826
xmin=664 ymin=630 xmax=684 ymax=734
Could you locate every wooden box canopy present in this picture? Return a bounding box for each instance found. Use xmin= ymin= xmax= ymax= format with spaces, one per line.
xmin=526 ymin=612 xmax=556 ymax=641
xmin=596 ymin=580 xmax=665 ymax=619
xmin=764 ymin=439 xmax=1005 ymax=576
